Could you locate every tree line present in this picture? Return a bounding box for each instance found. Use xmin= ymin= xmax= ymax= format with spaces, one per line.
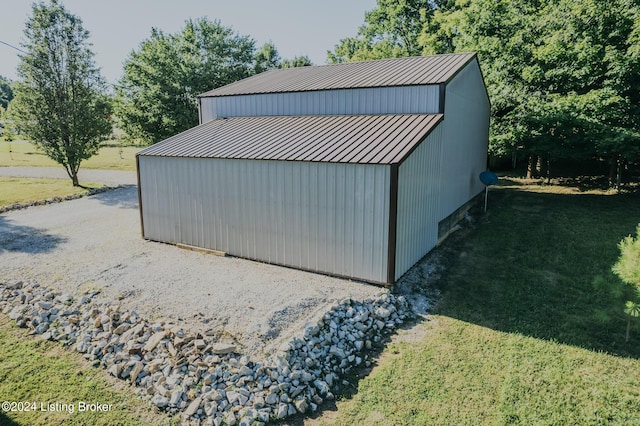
xmin=114 ymin=19 xmax=311 ymax=146
xmin=1 ymin=1 xmax=311 ymax=185
xmin=2 ymin=0 xmax=639 ymax=187
xmin=329 ymin=0 xmax=640 ymax=187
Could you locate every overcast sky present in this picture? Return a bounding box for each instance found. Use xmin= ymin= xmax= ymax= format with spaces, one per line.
xmin=0 ymin=0 xmax=376 ymax=84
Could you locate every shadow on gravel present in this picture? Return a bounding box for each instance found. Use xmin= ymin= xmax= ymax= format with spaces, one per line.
xmin=92 ymin=185 xmax=138 ymax=209
xmin=0 ymin=216 xmax=67 ymax=254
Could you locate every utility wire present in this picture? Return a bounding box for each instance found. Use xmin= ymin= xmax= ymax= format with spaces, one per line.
xmin=0 ymin=38 xmax=124 ymax=89
xmin=0 ymin=40 xmax=27 ymax=54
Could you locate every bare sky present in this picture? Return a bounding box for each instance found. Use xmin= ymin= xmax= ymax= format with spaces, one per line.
xmin=0 ymin=0 xmax=376 ymax=84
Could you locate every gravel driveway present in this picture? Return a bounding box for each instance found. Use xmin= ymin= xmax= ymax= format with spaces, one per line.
xmin=0 ymin=186 xmax=382 ymax=356
xmin=0 ymin=166 xmax=137 ymax=186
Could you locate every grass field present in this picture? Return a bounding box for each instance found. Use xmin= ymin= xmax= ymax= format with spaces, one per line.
xmin=0 ymin=140 xmax=137 ymax=171
xmin=0 ymin=177 xmax=101 ymax=209
xmin=325 ymin=179 xmax=640 ymax=425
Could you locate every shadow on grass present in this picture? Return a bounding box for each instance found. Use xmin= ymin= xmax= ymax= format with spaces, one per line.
xmin=91 ymin=185 xmax=138 ymax=210
xmin=0 ymin=412 xmax=20 ymax=425
xmin=0 ymin=216 xmax=67 ymax=254
xmin=433 ymin=185 xmax=640 ymax=359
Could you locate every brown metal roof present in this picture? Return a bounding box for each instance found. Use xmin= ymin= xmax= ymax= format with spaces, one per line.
xmin=199 ymin=53 xmax=476 ymax=97
xmin=137 ymin=114 xmax=443 ymax=165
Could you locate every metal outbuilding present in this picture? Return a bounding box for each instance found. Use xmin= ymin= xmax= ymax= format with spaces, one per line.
xmin=136 ymin=53 xmax=490 ymax=285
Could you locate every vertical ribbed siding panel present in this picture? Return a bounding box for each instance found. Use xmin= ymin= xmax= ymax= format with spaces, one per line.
xmin=287 ymin=162 xmax=300 ymax=267
xmin=200 ymin=100 xmax=215 ymax=124
xmin=308 ymin=163 xmax=319 ymax=270
xmin=275 ymin=162 xmax=285 ymax=265
xmin=335 ymin=165 xmax=346 ymax=274
xmin=198 ymin=86 xmax=441 ymax=121
xmin=352 ymin=166 xmax=364 ymax=278
xmin=138 ymin=157 xmax=390 ymax=283
xmin=394 ymin=124 xmax=445 ymax=280
xmin=439 ymin=59 xmax=490 ymax=220
xmin=255 ymin=161 xmax=267 ymax=260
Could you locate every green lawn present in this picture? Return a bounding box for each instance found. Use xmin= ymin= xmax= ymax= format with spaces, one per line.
xmin=0 ymin=316 xmax=174 ymax=426
xmin=0 ymin=140 xmax=138 ymax=171
xmin=0 ymin=177 xmax=101 ymax=209
xmin=325 ymin=179 xmax=640 ymax=425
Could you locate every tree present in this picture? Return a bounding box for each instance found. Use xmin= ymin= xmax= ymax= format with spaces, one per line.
xmin=612 ymin=224 xmax=640 ymax=342
xmin=0 ymin=75 xmax=13 ymax=109
xmin=280 ymin=55 xmax=313 ymax=69
xmin=254 ymin=42 xmax=281 ymax=73
xmin=9 ymin=0 xmax=111 ymax=186
xmin=115 ymin=19 xmax=259 ymax=145
xmin=0 ymin=106 xmax=16 ymax=142
xmin=327 ymin=0 xmax=443 ymax=63
xmin=419 ymin=0 xmax=640 ymax=181
xmin=517 ymin=0 xmax=640 ymax=183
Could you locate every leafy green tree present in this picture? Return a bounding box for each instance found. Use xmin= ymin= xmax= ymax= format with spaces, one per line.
xmin=9 ymin=0 xmax=111 ymax=186
xmin=0 ymin=106 xmax=7 ymax=140
xmin=328 ymin=0 xmax=444 ymax=63
xmin=280 ymin=55 xmax=313 ymax=68
xmin=0 ymin=106 xmax=16 ymax=142
xmin=613 ymin=224 xmax=640 ymax=342
xmin=254 ymin=42 xmax=281 ymax=73
xmin=115 ymin=18 xmax=259 ymax=145
xmin=0 ymin=75 xmax=13 ymax=109
xmin=518 ymin=0 xmax=640 ymax=182
xmin=428 ymin=0 xmax=640 ymax=181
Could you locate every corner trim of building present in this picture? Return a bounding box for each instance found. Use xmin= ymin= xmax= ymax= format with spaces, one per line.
xmin=438 ymin=82 xmax=446 ymax=113
xmin=136 ymin=155 xmax=145 ymax=239
xmin=387 ymin=164 xmax=399 ymax=284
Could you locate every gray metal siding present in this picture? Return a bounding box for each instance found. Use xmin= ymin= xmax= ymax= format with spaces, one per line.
xmin=438 ymin=58 xmax=490 ymax=220
xmin=138 ymin=156 xmax=390 ymax=283
xmin=199 ymin=86 xmax=441 ymax=122
xmin=394 ymin=124 xmax=444 ymax=280
xmin=393 ymin=58 xmax=489 ymax=280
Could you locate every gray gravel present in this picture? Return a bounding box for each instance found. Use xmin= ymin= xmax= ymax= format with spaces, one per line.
xmin=0 ymin=186 xmax=382 ymax=357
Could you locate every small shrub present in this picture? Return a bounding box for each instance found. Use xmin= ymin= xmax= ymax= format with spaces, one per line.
xmin=612 ymin=224 xmax=640 ymax=341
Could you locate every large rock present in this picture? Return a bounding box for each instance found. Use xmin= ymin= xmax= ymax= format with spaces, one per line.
xmin=130 ymin=361 xmax=144 ymax=383
xmin=226 ymin=390 xmax=239 ymax=404
xmin=34 ymin=322 xmax=49 ymax=334
xmin=151 ymin=394 xmax=169 ymax=408
xmin=144 ymin=331 xmax=166 ymax=352
xmin=5 ymin=280 xmax=23 ymax=290
xmin=265 ymin=392 xmax=279 ymax=405
xmin=38 ymin=301 xmax=53 ymax=310
xmin=276 ymin=403 xmax=288 ymax=419
xmin=170 ymin=390 xmax=185 ymax=406
xmin=211 ymin=343 xmax=236 ymax=354
xmin=183 ymin=397 xmax=202 ymax=417
xmin=108 ymin=363 xmax=123 ymax=378
xmin=8 ymin=305 xmax=26 ymax=320
xmin=294 ymin=398 xmax=309 ymax=413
